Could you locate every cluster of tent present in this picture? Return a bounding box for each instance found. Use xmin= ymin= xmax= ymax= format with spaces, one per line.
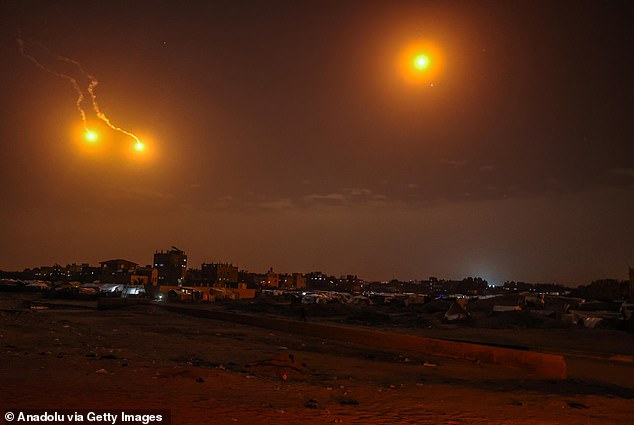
xmin=441 ymin=293 xmax=632 ymax=328
xmin=259 ymin=288 xmax=632 ymax=329
xmin=0 ymin=278 xmax=49 ymax=292
xmin=261 ymin=289 xmax=428 ymax=306
xmin=0 ymin=279 xmax=146 ymax=299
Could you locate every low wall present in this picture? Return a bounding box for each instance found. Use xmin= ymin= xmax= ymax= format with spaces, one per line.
xmin=163 ymin=305 xmax=567 ymax=380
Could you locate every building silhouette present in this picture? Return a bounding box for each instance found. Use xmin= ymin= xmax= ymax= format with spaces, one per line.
xmin=98 ymin=259 xmax=138 ymax=283
xmin=200 ymin=263 xmax=238 ymax=286
xmin=152 ymin=247 xmax=187 ymax=286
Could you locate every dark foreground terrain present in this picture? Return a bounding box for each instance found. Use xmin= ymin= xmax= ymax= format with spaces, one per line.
xmin=1 ymin=294 xmax=632 ymax=424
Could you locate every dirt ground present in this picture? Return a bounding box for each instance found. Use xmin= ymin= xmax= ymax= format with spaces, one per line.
xmin=0 ymin=294 xmax=632 ymax=424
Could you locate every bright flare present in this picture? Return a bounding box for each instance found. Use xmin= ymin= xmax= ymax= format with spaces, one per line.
xmin=85 ymin=130 xmax=98 ymax=142
xmin=134 ymin=141 xmax=145 ymax=152
xmin=399 ymin=41 xmax=443 ymax=85
xmin=414 ymin=54 xmax=430 ymax=70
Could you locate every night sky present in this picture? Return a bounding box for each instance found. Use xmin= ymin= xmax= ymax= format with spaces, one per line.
xmin=0 ymin=0 xmax=632 ymax=285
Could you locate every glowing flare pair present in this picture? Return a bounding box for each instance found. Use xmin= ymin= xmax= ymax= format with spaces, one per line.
xmin=18 ymin=37 xmax=145 ymax=153
xmin=83 ymin=129 xmax=144 ymax=151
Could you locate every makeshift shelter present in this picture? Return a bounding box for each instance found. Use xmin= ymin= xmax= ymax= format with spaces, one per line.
xmin=444 ymin=299 xmax=469 ymax=321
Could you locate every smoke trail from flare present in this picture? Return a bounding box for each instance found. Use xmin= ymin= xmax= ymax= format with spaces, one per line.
xmin=17 ymin=37 xmax=143 ymax=147
xmin=86 ymin=79 xmax=142 ymax=145
xmin=17 ymin=37 xmax=88 ymax=129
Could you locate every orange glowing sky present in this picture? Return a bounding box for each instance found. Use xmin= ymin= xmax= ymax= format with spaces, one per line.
xmin=0 ymin=1 xmax=632 ymax=284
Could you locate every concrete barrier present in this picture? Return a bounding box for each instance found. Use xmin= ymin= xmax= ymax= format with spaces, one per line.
xmin=163 ymin=305 xmax=567 ymax=380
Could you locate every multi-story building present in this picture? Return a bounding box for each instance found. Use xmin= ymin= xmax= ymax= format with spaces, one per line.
xmin=200 ymin=263 xmax=238 ymax=286
xmin=98 ymin=259 xmax=139 ymax=284
xmin=100 ymin=259 xmax=138 ymax=273
xmin=278 ymin=273 xmax=290 ymax=289
xmin=152 ymin=247 xmax=187 ymax=287
xmin=80 ymin=265 xmax=102 ymax=283
xmin=131 ymin=265 xmax=153 ymax=286
xmin=286 ymin=272 xmax=306 ymax=290
xmin=262 ymin=268 xmax=279 ymax=288
xmin=257 ymin=271 xmax=305 ymax=290
xmin=65 ymin=263 xmax=85 ymax=280
xmin=239 ymin=271 xmax=266 ymax=289
xmin=305 ymin=271 xmax=328 ymax=290
xmin=337 ymin=275 xmax=362 ymax=293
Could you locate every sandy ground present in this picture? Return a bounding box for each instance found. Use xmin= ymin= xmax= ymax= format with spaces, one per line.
xmin=1 ymin=294 xmax=632 ymax=424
